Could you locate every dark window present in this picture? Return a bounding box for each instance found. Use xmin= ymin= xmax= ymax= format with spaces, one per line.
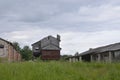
xmin=35 ymin=47 xmax=39 ymax=50
xmin=0 ymin=44 xmax=4 ymax=48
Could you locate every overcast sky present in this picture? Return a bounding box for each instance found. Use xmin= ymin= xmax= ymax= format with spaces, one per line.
xmin=0 ymin=0 xmax=120 ymax=55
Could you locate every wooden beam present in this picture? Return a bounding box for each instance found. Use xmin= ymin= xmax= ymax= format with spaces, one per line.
xmin=98 ymin=54 xmax=101 ymax=62
xmin=109 ymin=51 xmax=112 ymax=63
xmin=90 ymin=54 xmax=93 ymax=62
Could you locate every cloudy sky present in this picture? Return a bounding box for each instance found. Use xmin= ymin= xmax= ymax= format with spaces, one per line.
xmin=0 ymin=0 xmax=120 ymax=55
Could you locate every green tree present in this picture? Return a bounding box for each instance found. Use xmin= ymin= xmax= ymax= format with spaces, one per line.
xmin=21 ymin=46 xmax=32 ymax=60
xmin=12 ymin=42 xmax=21 ymax=52
xmin=12 ymin=42 xmax=33 ymax=61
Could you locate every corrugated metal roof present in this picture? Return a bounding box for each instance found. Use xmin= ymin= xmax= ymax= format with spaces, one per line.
xmin=80 ymin=42 xmax=120 ymax=56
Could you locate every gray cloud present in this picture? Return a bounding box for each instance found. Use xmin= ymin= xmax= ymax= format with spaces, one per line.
xmin=0 ymin=0 xmax=120 ymax=31
xmin=0 ymin=0 xmax=120 ymax=55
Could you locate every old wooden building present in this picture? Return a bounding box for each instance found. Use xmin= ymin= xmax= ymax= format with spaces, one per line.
xmin=32 ymin=35 xmax=61 ymax=60
xmin=81 ymin=42 xmax=120 ymax=62
xmin=67 ymin=42 xmax=120 ymax=62
xmin=0 ymin=38 xmax=21 ymax=62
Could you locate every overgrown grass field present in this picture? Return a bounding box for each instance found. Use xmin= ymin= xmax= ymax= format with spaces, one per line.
xmin=0 ymin=61 xmax=120 ymax=80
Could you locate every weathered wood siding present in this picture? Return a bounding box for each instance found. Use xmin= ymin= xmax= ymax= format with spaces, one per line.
xmin=0 ymin=39 xmax=21 ymax=62
xmin=0 ymin=39 xmax=9 ymax=57
xmin=41 ymin=36 xmax=60 ymax=49
xmin=41 ymin=50 xmax=60 ymax=60
xmin=32 ymin=35 xmax=61 ymax=60
xmin=32 ymin=43 xmax=40 ymax=53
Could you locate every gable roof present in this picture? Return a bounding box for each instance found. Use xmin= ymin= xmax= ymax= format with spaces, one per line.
xmin=42 ymin=44 xmax=61 ymax=50
xmin=0 ymin=38 xmax=13 ymax=45
xmin=0 ymin=38 xmax=20 ymax=53
xmin=80 ymin=42 xmax=120 ymax=56
xmin=32 ymin=35 xmax=58 ymax=46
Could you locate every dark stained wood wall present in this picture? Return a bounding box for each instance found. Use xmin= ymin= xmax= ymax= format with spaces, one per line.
xmin=41 ymin=50 xmax=60 ymax=60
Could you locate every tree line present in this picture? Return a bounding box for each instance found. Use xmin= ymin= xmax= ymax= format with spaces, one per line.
xmin=12 ymin=42 xmax=33 ymax=61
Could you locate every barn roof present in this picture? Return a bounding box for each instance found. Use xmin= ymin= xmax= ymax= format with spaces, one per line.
xmin=0 ymin=38 xmax=20 ymax=53
xmin=32 ymin=35 xmax=57 ymax=46
xmin=42 ymin=44 xmax=61 ymax=50
xmin=0 ymin=38 xmax=13 ymax=45
xmin=80 ymin=42 xmax=120 ymax=56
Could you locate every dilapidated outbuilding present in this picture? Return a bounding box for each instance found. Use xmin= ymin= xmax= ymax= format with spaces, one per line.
xmin=66 ymin=55 xmax=81 ymax=62
xmin=0 ymin=38 xmax=21 ymax=62
xmin=32 ymin=35 xmax=61 ymax=60
xmin=67 ymin=42 xmax=120 ymax=62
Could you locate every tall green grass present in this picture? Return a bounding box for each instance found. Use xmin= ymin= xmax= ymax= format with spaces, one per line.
xmin=0 ymin=61 xmax=120 ymax=80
